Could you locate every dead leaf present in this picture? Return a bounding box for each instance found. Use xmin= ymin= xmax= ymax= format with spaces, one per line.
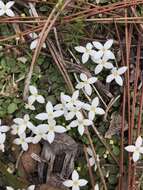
xmin=18 ymin=143 xmax=41 ymax=181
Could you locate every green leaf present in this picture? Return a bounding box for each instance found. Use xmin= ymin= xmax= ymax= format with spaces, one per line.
xmin=7 ymin=103 xmax=18 ymax=114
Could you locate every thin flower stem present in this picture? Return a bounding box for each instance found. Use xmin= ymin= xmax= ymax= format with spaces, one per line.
xmin=91 ymin=84 xmax=108 ymax=108
xmin=83 ymin=145 xmax=95 ymax=190
xmin=85 ymin=129 xmax=108 ymax=190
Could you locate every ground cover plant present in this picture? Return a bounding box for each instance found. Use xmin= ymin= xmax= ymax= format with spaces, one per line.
xmin=0 ymin=0 xmax=143 ymax=190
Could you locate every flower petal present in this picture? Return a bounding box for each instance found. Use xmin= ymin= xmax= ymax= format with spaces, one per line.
xmin=96 ymin=107 xmax=105 ymax=115
xmin=72 ymin=170 xmax=79 ymax=180
xmin=135 ymin=136 xmax=142 ymax=147
xmin=0 ymin=1 xmax=5 ymax=8
xmin=133 ymin=151 xmax=140 ymax=162
xmin=104 ymin=39 xmax=113 ymax=49
xmin=92 ymin=97 xmax=99 ymax=107
xmin=35 ymin=113 xmax=48 ymax=120
xmin=63 ymin=180 xmax=73 ymax=187
xmin=86 ymin=42 xmax=93 ymax=50
xmin=104 ymin=62 xmax=114 ymax=69
xmin=88 ymin=111 xmax=95 ymax=121
xmin=78 ymin=125 xmax=84 ymax=136
xmin=6 ymin=1 xmax=15 ymax=8
xmin=75 ymin=46 xmax=86 ymax=53
xmin=6 ymin=9 xmax=15 ymax=17
xmin=46 ymin=101 xmax=53 ymax=113
xmin=30 ymin=39 xmax=38 ymax=50
xmin=104 ymin=50 xmax=115 ymax=60
xmin=37 ymin=95 xmax=45 ymax=104
xmin=80 ymin=73 xmax=87 ymax=82
xmin=47 ymin=131 xmax=55 ymax=143
xmin=29 ymin=85 xmax=38 ymax=94
xmin=85 ymin=84 xmax=92 ymax=96
xmin=115 ymin=75 xmax=123 ymax=86
xmin=32 ymin=135 xmax=41 ymax=144
xmin=93 ymin=41 xmax=103 ymax=50
xmin=54 ymin=125 xmax=66 ymax=133
xmin=95 ymin=64 xmax=103 ymax=75
xmin=28 ymin=95 xmax=36 ymax=105
xmin=125 ymin=145 xmax=136 ymax=152
xmin=106 ymin=74 xmax=114 ymax=83
xmin=118 ymin=66 xmax=128 ymax=75
xmin=79 ymin=179 xmax=88 ymax=186
xmin=0 ymin=125 xmax=9 ymax=132
xmin=88 ymin=77 xmax=97 ymax=84
xmin=22 ymin=142 xmax=28 ymax=151
xmin=82 ymin=53 xmax=89 ymax=64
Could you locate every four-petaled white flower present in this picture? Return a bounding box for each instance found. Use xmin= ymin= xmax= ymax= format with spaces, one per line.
xmin=29 ymin=33 xmax=46 ymax=50
xmin=46 ymin=120 xmax=67 ymax=143
xmin=106 ymin=66 xmax=127 ymax=86
xmin=125 ymin=136 xmax=143 ymax=162
xmin=13 ymin=133 xmax=33 ymax=151
xmin=25 ymin=102 xmax=35 ymax=111
xmin=93 ymin=56 xmax=114 ymax=75
xmin=28 ymin=85 xmax=45 ymax=105
xmin=93 ymin=39 xmax=115 ymax=60
xmin=83 ymin=97 xmax=105 ymax=120
xmin=63 ymin=170 xmax=88 ymax=190
xmin=62 ymin=91 xmax=83 ymax=109
xmin=13 ymin=114 xmax=34 ymax=135
xmin=76 ymin=73 xmax=97 ymax=96
xmin=0 ymin=1 xmax=15 ymax=17
xmin=65 ymin=105 xmax=83 ymax=121
xmin=75 ymin=43 xmax=101 ymax=64
xmin=69 ymin=113 xmax=92 ymax=136
xmin=35 ymin=101 xmax=64 ymax=121
xmin=32 ymin=124 xmax=49 ymax=144
xmin=87 ymin=147 xmax=98 ymax=171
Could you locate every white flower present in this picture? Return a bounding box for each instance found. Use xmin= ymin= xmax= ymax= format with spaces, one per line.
xmin=0 ymin=132 xmax=6 ymax=152
xmin=13 ymin=114 xmax=34 ymax=135
xmin=35 ymin=101 xmax=63 ymax=121
xmin=94 ymin=184 xmax=99 ymax=190
xmin=106 ymin=66 xmax=127 ymax=86
xmin=28 ymin=85 xmax=45 ymax=104
xmin=62 ymin=90 xmax=83 ymax=109
xmin=0 ymin=119 xmax=9 ymax=133
xmin=69 ymin=113 xmax=92 ymax=136
xmin=93 ymin=39 xmax=115 ymax=59
xmin=29 ymin=33 xmax=46 ymax=50
xmin=32 ymin=124 xmax=49 ymax=144
xmin=93 ymin=56 xmax=114 ymax=75
xmin=76 ymin=73 xmax=97 ymax=96
xmin=75 ymin=43 xmax=102 ymax=64
xmin=25 ymin=102 xmax=35 ymax=111
xmin=63 ymin=170 xmax=88 ymax=190
xmin=125 ymin=136 xmax=143 ymax=162
xmin=0 ymin=1 xmax=15 ymax=17
xmin=87 ymin=147 xmax=97 ymax=171
xmin=65 ymin=105 xmax=82 ymax=121
xmin=46 ymin=120 xmax=67 ymax=143
xmin=83 ymin=97 xmax=105 ymax=120
xmin=13 ymin=133 xmax=33 ymax=151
